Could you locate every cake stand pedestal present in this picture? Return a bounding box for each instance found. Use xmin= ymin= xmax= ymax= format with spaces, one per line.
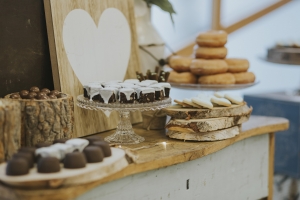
xmin=77 ymin=95 xmax=171 ymax=144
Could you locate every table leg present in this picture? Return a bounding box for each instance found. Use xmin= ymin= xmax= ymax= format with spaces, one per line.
xmin=268 ymin=132 xmax=275 ymax=200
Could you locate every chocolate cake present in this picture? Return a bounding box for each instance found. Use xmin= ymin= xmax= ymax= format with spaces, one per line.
xmin=6 ymin=158 xmax=30 ymax=176
xmin=89 ymin=84 xmax=103 ymax=101
xmin=149 ymin=84 xmax=164 ymax=100
xmin=64 ymin=152 xmax=87 ymax=169
xmin=37 ymin=157 xmax=61 ymax=173
xmin=119 ymin=88 xmax=135 ymax=103
xmin=156 ymin=83 xmax=171 ymax=98
xmin=83 ymin=146 xmax=104 ymax=163
xmin=124 ymin=79 xmax=140 ymax=84
xmin=92 ymin=141 xmax=112 ymax=157
xmin=136 ymin=87 xmax=155 ymax=103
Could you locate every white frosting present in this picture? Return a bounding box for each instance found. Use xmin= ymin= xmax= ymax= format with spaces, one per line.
xmin=119 ymin=88 xmax=134 ymax=101
xmin=50 ymin=143 xmax=74 ymax=159
xmin=156 ymin=82 xmax=171 ymax=89
xmin=65 ymin=138 xmax=89 ymax=152
xmin=136 ymin=82 xmax=152 ymax=87
xmin=149 ymin=84 xmax=163 ymax=91
xmin=89 ymin=84 xmax=103 ymax=100
xmin=123 ymin=84 xmax=139 ymax=89
xmin=124 ymin=79 xmax=140 ymax=84
xmin=136 ymin=87 xmax=155 ymax=99
xmin=141 ymin=80 xmax=158 ymax=85
xmin=105 ymin=84 xmax=122 ymax=89
xmin=35 ymin=147 xmax=62 ymax=160
xmin=102 ymin=80 xmax=122 ymax=86
xmin=99 ymin=88 xmax=116 ymax=104
xmin=118 ymin=83 xmax=135 ymax=88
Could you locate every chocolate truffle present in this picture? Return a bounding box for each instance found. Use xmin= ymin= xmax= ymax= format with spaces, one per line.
xmin=13 ymin=152 xmax=34 ymax=168
xmin=86 ymin=136 xmax=103 ymax=145
xmin=53 ymin=138 xmax=69 ymax=144
xmin=92 ymin=141 xmax=111 ymax=157
xmin=27 ymin=92 xmax=37 ymax=99
xmin=56 ymin=93 xmax=66 ymax=98
xmin=18 ymin=147 xmax=36 ymax=161
xmin=37 ymin=95 xmax=49 ymax=100
xmin=41 ymin=88 xmax=51 ymax=95
xmin=6 ymin=158 xmax=29 ymax=176
xmin=30 ymin=86 xmax=40 ymax=93
xmin=19 ymin=90 xmax=29 ymax=99
xmin=36 ymin=92 xmax=47 ymax=99
xmin=48 ymin=94 xmax=57 ymax=99
xmin=64 ymin=152 xmax=86 ymax=169
xmin=35 ymin=142 xmax=52 ymax=148
xmin=83 ymin=146 xmax=104 ymax=163
xmin=37 ymin=157 xmax=61 ymax=173
xmin=10 ymin=93 xmax=20 ymax=99
xmin=49 ymin=90 xmax=60 ymax=96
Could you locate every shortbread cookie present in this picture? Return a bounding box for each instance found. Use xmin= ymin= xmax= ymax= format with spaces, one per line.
xmin=174 ymin=99 xmax=193 ymax=108
xmin=198 ymin=73 xmax=235 ymax=85
xmin=190 ymin=59 xmax=228 ymax=75
xmin=224 ymin=94 xmax=244 ymax=105
xmin=211 ymin=96 xmax=231 ymax=107
xmin=232 ymin=72 xmax=256 ymax=84
xmin=214 ymin=92 xmax=224 ymax=98
xmin=169 ymin=56 xmax=192 ymax=72
xmin=191 ymin=97 xmax=213 ymax=109
xmin=183 ymin=98 xmax=202 ymax=108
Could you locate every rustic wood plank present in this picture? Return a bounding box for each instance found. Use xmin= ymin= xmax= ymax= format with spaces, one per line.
xmin=268 ymin=132 xmax=275 ymax=200
xmin=0 ymin=115 xmax=289 ymax=199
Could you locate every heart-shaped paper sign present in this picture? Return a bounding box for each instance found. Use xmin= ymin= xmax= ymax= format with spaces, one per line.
xmin=63 ymin=8 xmax=131 ymax=85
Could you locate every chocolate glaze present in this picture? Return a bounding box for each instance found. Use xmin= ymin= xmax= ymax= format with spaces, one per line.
xmin=64 ymin=152 xmax=86 ymax=169
xmin=13 ymin=152 xmax=34 ymax=168
xmin=37 ymin=157 xmax=61 ymax=173
xmin=6 ymin=158 xmax=29 ymax=176
xmin=83 ymin=146 xmax=104 ymax=163
xmin=92 ymin=141 xmax=111 ymax=157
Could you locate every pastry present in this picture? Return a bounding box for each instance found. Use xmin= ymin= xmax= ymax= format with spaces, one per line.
xmin=224 ymin=94 xmax=244 ymax=105
xmin=99 ymin=88 xmax=117 ymax=103
xmin=149 ymin=84 xmax=164 ymax=100
xmin=119 ymin=88 xmax=135 ymax=103
xmin=174 ymin=99 xmax=192 ymax=107
xmin=198 ymin=73 xmax=235 ymax=85
xmin=168 ymin=71 xmax=197 ymax=84
xmin=232 ymin=72 xmax=255 ymax=84
xmin=190 ymin=59 xmax=228 ymax=75
xmin=214 ymin=92 xmax=225 ymax=98
xmin=183 ymin=98 xmax=202 ymax=108
xmin=169 ymin=55 xmax=192 ymax=72
xmin=196 ymin=30 xmax=228 ymax=47
xmin=195 ymin=47 xmax=227 ymax=59
xmin=191 ymin=97 xmax=213 ymax=109
xmin=211 ymin=96 xmax=231 ymax=107
xmin=225 ymin=58 xmax=249 ymax=73
xmin=136 ymin=87 xmax=155 ymax=103
xmin=156 ymin=82 xmax=171 ymax=98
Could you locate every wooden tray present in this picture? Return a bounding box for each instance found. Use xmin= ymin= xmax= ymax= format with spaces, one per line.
xmin=0 ymin=148 xmax=128 ymax=189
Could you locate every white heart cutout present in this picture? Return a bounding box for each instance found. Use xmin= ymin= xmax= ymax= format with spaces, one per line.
xmin=63 ymin=8 xmax=131 ymax=85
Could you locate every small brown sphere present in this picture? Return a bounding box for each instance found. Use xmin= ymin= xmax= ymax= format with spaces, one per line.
xmin=10 ymin=93 xmax=20 ymax=99
xmin=48 ymin=94 xmax=57 ymax=99
xmin=6 ymin=158 xmax=29 ymax=176
xmin=27 ymin=92 xmax=37 ymax=99
xmin=30 ymin=86 xmax=40 ymax=93
xmin=37 ymin=95 xmax=49 ymax=100
xmin=36 ymin=92 xmax=47 ymax=99
xmin=49 ymin=90 xmax=60 ymax=96
xmin=41 ymin=88 xmax=51 ymax=94
xmin=19 ymin=90 xmax=29 ymax=99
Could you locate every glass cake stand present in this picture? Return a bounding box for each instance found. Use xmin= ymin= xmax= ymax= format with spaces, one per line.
xmin=77 ymin=95 xmax=172 ymax=144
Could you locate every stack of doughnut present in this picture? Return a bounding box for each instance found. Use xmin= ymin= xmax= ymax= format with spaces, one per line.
xmin=168 ymin=30 xmax=256 ymax=85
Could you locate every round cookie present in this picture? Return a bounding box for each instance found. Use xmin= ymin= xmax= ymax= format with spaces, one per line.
xmin=224 ymin=94 xmax=244 ymax=105
xmin=190 ymin=59 xmax=228 ymax=75
xmin=232 ymin=72 xmax=255 ymax=84
xmin=198 ymin=73 xmax=235 ymax=85
xmin=195 ymin=47 xmax=227 ymax=59
xmin=225 ymin=58 xmax=249 ymax=73
xmin=211 ymin=96 xmax=231 ymax=107
xmin=191 ymin=97 xmax=213 ymax=109
xmin=183 ymin=98 xmax=202 ymax=108
xmin=168 ymin=71 xmax=197 ymax=84
xmin=196 ymin=30 xmax=228 ymax=47
xmin=169 ymin=56 xmax=192 ymax=72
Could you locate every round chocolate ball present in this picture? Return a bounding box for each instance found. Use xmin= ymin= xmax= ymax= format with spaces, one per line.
xmin=13 ymin=152 xmax=34 ymax=168
xmin=37 ymin=157 xmax=61 ymax=173
xmin=19 ymin=90 xmax=29 ymax=99
xmin=18 ymin=147 xmax=36 ymax=162
xmin=10 ymin=93 xmax=20 ymax=99
xmin=56 ymin=93 xmax=66 ymax=98
xmin=35 ymin=142 xmax=52 ymax=148
xmin=64 ymin=152 xmax=86 ymax=169
xmin=27 ymin=92 xmax=37 ymax=99
xmin=41 ymin=88 xmax=51 ymax=95
xmin=6 ymin=158 xmax=29 ymax=176
xmin=37 ymin=95 xmax=49 ymax=100
xmin=53 ymin=138 xmax=68 ymax=144
xmin=92 ymin=141 xmax=111 ymax=157
xmin=30 ymin=86 xmax=40 ymax=93
xmin=86 ymin=136 xmax=103 ymax=145
xmin=48 ymin=94 xmax=57 ymax=99
xmin=83 ymin=146 xmax=104 ymax=163
xmin=49 ymin=90 xmax=60 ymax=96
xmin=36 ymin=92 xmax=47 ymax=99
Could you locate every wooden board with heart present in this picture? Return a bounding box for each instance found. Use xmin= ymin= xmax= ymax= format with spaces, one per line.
xmin=44 ymin=0 xmax=142 ymax=137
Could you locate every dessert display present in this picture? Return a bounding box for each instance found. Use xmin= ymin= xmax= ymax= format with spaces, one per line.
xmin=0 ymin=137 xmax=128 ymax=188
xmin=168 ymin=30 xmax=256 ymax=86
xmin=164 ymin=92 xmax=252 ymax=141
xmin=8 ymin=87 xmax=64 ymax=100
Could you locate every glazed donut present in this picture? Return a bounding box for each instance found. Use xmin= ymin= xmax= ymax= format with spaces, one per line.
xmin=168 ymin=71 xmax=197 ymax=84
xmin=232 ymin=72 xmax=255 ymax=84
xmin=195 ymin=47 xmax=227 ymax=59
xmin=198 ymin=73 xmax=235 ymax=85
xmin=225 ymin=58 xmax=249 ymax=73
xmin=196 ymin=30 xmax=228 ymax=47
xmin=190 ymin=59 xmax=228 ymax=75
xmin=169 ymin=56 xmax=192 ymax=72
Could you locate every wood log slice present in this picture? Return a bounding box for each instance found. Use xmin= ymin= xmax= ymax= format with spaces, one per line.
xmin=166 ymin=114 xmax=250 ymax=133
xmin=0 ymin=99 xmax=21 ymax=163
xmin=163 ymin=103 xmax=252 ymax=120
xmin=167 ymin=126 xmax=241 ymax=141
xmin=5 ymin=93 xmax=74 ymax=147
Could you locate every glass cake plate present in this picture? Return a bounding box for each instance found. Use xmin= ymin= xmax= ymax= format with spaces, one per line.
xmin=77 ymin=95 xmax=172 ymax=144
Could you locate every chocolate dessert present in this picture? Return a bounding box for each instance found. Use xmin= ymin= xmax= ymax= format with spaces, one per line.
xmin=64 ymin=152 xmax=87 ymax=169
xmin=149 ymin=84 xmax=164 ymax=100
xmin=37 ymin=157 xmax=61 ymax=173
xmin=85 ymin=136 xmax=103 ymax=145
xmin=9 ymin=87 xmax=65 ymax=100
xmin=92 ymin=141 xmax=111 ymax=157
xmin=13 ymin=152 xmax=34 ymax=168
xmin=35 ymin=142 xmax=52 ymax=148
xmin=53 ymin=138 xmax=69 ymax=144
xmin=99 ymin=88 xmax=117 ymax=103
xmin=6 ymin=158 xmax=30 ymax=176
xmin=156 ymin=83 xmax=171 ymax=98
xmin=119 ymin=88 xmax=135 ymax=103
xmin=83 ymin=146 xmax=104 ymax=163
xmin=18 ymin=147 xmax=37 ymax=162
xmin=136 ymin=87 xmax=155 ymax=103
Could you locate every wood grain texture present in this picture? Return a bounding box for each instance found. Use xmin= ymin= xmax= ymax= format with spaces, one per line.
xmin=166 ymin=125 xmax=240 ymax=141
xmin=268 ymin=132 xmax=275 ymax=200
xmin=0 ymin=99 xmax=21 ymax=163
xmin=44 ymin=0 xmax=142 ymax=138
xmin=5 ymin=94 xmax=74 ymax=147
xmin=0 ymin=116 xmax=289 ymax=199
xmin=166 ymin=114 xmax=250 ymax=133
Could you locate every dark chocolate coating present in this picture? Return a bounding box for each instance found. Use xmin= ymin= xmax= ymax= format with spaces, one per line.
xmin=49 ymin=90 xmax=60 ymax=96
xmin=6 ymin=158 xmax=29 ymax=176
xmin=41 ymin=88 xmax=51 ymax=94
xmin=56 ymin=93 xmax=66 ymax=98
xmin=37 ymin=157 xmax=61 ymax=173
xmin=30 ymin=86 xmax=40 ymax=93
xmin=36 ymin=92 xmax=47 ymax=99
xmin=48 ymin=94 xmax=57 ymax=99
xmin=27 ymin=92 xmax=37 ymax=99
xmin=13 ymin=152 xmax=34 ymax=168
xmin=35 ymin=142 xmax=52 ymax=148
xmin=18 ymin=147 xmax=36 ymax=162
xmin=64 ymin=152 xmax=86 ymax=169
xmin=37 ymin=95 xmax=49 ymax=100
xmin=85 ymin=136 xmax=103 ymax=145
xmin=53 ymin=138 xmax=68 ymax=144
xmin=19 ymin=90 xmax=29 ymax=98
xmin=83 ymin=146 xmax=104 ymax=163
xmin=10 ymin=93 xmax=20 ymax=99
xmin=92 ymin=141 xmax=111 ymax=157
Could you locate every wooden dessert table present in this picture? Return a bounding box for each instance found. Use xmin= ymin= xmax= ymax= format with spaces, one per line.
xmin=0 ymin=115 xmax=289 ymax=200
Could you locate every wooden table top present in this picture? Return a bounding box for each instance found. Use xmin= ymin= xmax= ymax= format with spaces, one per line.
xmin=0 ymin=115 xmax=289 ymax=200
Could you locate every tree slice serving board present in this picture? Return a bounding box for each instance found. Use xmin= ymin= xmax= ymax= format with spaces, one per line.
xmin=167 ymin=126 xmax=241 ymax=141
xmin=163 ymin=103 xmax=252 ymax=120
xmin=166 ymin=114 xmax=250 ymax=133
xmin=0 ymin=148 xmax=128 ymax=189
